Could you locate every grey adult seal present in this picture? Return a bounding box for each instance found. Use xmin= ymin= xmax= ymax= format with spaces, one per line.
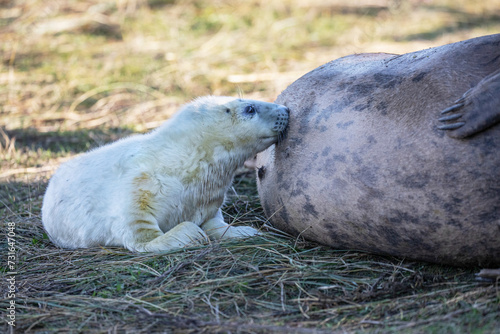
xmin=257 ymin=34 xmax=500 ymax=266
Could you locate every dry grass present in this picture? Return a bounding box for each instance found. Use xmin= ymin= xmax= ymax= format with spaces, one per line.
xmin=1 ymin=0 xmax=500 ymax=332
xmin=2 ymin=172 xmax=499 ymax=333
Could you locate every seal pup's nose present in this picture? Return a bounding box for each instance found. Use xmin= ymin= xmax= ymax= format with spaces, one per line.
xmin=273 ymin=105 xmax=289 ymax=133
xmin=280 ymin=106 xmax=290 ymax=114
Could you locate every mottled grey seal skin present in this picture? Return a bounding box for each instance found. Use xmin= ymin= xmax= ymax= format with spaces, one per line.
xmin=257 ymin=34 xmax=500 ymax=267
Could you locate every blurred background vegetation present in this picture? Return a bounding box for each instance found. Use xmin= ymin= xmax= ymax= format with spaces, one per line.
xmin=1 ymin=0 xmax=499 ymax=177
xmin=1 ymin=0 xmax=499 ymax=134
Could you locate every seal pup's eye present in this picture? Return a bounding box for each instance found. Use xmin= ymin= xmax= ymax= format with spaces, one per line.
xmin=225 ymin=108 xmax=231 ymax=113
xmin=243 ymin=105 xmax=256 ymax=116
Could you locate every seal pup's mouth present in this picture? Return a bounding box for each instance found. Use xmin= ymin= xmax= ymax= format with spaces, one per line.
xmin=272 ymin=106 xmax=289 ymax=133
xmin=274 ymin=106 xmax=289 ymax=143
xmin=258 ymin=105 xmax=289 ymax=143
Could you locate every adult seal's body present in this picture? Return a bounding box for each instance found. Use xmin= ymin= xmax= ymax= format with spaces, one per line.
xmin=256 ymin=34 xmax=500 ymax=266
xmin=43 ymin=96 xmax=289 ymax=253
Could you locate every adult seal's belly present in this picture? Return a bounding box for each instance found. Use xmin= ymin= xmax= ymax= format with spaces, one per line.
xmin=256 ymin=34 xmax=500 ymax=266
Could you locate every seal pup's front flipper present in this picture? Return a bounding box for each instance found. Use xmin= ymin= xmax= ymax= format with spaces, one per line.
xmin=127 ymin=220 xmax=209 ymax=253
xmin=438 ymin=68 xmax=500 ymax=138
xmin=201 ymin=209 xmax=260 ymax=240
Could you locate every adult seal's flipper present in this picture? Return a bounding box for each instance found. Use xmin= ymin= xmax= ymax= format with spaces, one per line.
xmin=439 ymin=68 xmax=500 ymax=139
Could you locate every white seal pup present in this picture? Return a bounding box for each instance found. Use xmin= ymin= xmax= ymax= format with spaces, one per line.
xmin=42 ymin=96 xmax=289 ymax=252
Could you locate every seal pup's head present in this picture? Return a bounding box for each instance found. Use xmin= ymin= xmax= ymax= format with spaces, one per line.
xmin=166 ymin=96 xmax=289 ymax=159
